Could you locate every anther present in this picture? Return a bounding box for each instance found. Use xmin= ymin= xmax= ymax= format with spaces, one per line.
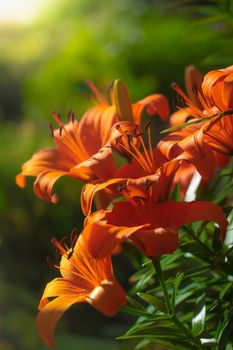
xmin=67 ymin=250 xmax=74 ymax=260
xmin=71 ymin=228 xmax=78 ymax=247
xmin=178 ymin=95 xmax=186 ymax=107
xmin=49 ymin=124 xmax=54 ymax=138
xmin=144 ymin=120 xmax=151 ymax=130
xmin=67 ymin=111 xmax=72 ymax=121
xmin=55 ymin=237 xmax=67 ymax=259
xmin=135 ymin=132 xmax=144 ymax=138
xmin=145 ymin=177 xmax=155 ymax=190
xmin=116 ymin=182 xmax=126 ymax=193
xmin=71 ymin=112 xmax=75 ymax=123
xmin=133 ymin=124 xmax=139 ymax=136
xmin=127 ymin=134 xmax=132 ymax=147
xmin=59 ymin=126 xmax=63 ymax=136
xmin=115 ymin=135 xmax=122 ymax=146
xmin=51 ymin=238 xmax=67 ymax=256
xmin=192 ymin=82 xmax=198 ymax=95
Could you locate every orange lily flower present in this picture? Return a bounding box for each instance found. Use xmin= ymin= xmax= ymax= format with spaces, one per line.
xmin=169 ymin=65 xmax=204 ymax=126
xmin=16 ymin=81 xmax=169 ymax=203
xmin=171 ymin=66 xmax=233 ymax=156
xmin=81 ymin=122 xmax=181 ymax=215
xmin=202 ymin=65 xmax=233 ymax=111
xmin=171 ymin=65 xmax=233 ymax=155
xmin=82 ymin=199 xmax=228 ymax=259
xmin=158 ymin=65 xmax=233 ymax=183
xmin=36 ymin=234 xmax=126 ymax=348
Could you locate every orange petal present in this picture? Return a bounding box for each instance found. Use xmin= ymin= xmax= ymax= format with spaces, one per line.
xmin=38 ymin=278 xmax=85 ymax=310
xmin=185 ymin=65 xmax=204 ymax=109
xmin=79 ymin=105 xmax=118 ymax=152
xmin=132 ymin=227 xmax=179 ymax=258
xmin=36 ymin=294 xmax=86 ymax=348
xmin=169 ymin=107 xmax=194 ymax=127
xmin=34 ymin=170 xmax=67 ymax=203
xmin=15 ymin=173 xmax=26 ymax=188
xmin=81 ymin=178 xmax=124 ymax=216
xmin=158 ymin=200 xmax=228 ymax=241
xmin=83 ymin=220 xmax=148 ymax=259
xmin=132 ymin=94 xmax=169 ymax=124
xmin=71 ymin=143 xmax=116 ymax=181
xmin=222 ymin=74 xmax=233 ymax=109
xmin=203 ymin=115 xmax=233 ymax=155
xmin=177 ymin=129 xmax=216 ymax=179
xmin=86 ymin=278 xmax=126 ymax=316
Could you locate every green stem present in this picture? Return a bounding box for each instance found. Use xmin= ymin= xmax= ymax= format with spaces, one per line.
xmin=152 ymin=258 xmax=201 ymax=349
xmin=152 ymin=258 xmax=172 ymax=314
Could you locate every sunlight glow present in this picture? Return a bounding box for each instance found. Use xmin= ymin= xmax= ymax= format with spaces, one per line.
xmin=0 ymin=0 xmax=47 ymax=23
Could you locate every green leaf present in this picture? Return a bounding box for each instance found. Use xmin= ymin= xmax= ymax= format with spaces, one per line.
xmin=120 ymin=305 xmax=149 ymax=317
xmin=127 ymin=296 xmax=148 ymax=311
xmin=180 ymin=240 xmax=212 ymax=263
xmin=118 ymin=325 xmax=183 ymax=339
xmin=192 ymin=293 xmax=206 ymax=337
xmin=130 ymin=263 xmax=155 ymax=293
xmin=171 ymin=272 xmax=184 ymax=312
xmin=135 ymin=338 xmax=151 ymax=349
xmin=137 ymin=292 xmax=167 ymax=313
xmin=219 ymin=282 xmax=232 ymax=300
xmin=200 ymin=337 xmax=218 ymax=346
xmin=225 ymin=208 xmax=233 ymax=247
xmin=184 ymin=265 xmax=210 ymax=279
xmin=121 ymin=296 xmax=150 ymax=316
xmin=218 ymin=309 xmax=233 ymax=350
xmin=136 ymin=336 xmax=198 ymax=350
xmin=213 ymin=183 xmax=233 ymax=204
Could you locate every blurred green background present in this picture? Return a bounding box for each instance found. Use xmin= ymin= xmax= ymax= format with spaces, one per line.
xmin=1 ymin=0 xmax=233 ymax=349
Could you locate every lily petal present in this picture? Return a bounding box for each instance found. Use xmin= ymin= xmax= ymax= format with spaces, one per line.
xmin=83 ymin=219 xmax=148 ymax=259
xmin=86 ymin=278 xmax=127 ymax=316
xmin=36 ymin=294 xmax=86 ymax=348
xmin=81 ymin=178 xmax=123 ymax=216
xmin=132 ymin=94 xmax=169 ymax=124
xmin=157 ymin=200 xmax=228 ymax=241
xmin=34 ymin=170 xmax=68 ymax=203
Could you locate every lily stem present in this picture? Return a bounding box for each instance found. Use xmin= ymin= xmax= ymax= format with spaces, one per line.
xmin=152 ymin=258 xmax=200 ymax=347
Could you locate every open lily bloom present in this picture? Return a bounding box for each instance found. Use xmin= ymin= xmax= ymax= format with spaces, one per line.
xmin=171 ymin=66 xmax=233 ymax=156
xmin=36 ymin=234 xmax=126 ymax=348
xmin=16 ymin=81 xmax=169 ymax=203
xmin=16 ymin=111 xmax=116 ymax=203
xmin=82 ymin=199 xmax=228 ymax=259
xmin=81 ymin=122 xmax=181 ymax=215
xmin=157 ymin=65 xmax=233 ymax=183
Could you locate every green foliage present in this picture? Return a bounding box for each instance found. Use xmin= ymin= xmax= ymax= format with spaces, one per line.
xmin=117 ymin=159 xmax=233 ymax=349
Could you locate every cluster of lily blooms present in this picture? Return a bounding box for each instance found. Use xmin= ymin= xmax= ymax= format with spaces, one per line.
xmin=16 ymin=65 xmax=233 ymax=348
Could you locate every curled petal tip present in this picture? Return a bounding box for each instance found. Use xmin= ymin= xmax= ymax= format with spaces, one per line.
xmin=16 ymin=173 xmax=26 ymax=188
xmin=86 ymin=278 xmax=126 ymax=316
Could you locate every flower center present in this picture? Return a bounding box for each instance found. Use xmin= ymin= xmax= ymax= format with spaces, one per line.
xmin=115 ymin=122 xmax=157 ymax=174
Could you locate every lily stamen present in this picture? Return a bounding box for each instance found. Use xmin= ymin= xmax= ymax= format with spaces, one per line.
xmin=172 ymin=82 xmax=203 ymax=118
xmin=49 ymin=124 xmax=54 ymax=138
xmin=46 ymin=256 xmax=60 ymax=270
